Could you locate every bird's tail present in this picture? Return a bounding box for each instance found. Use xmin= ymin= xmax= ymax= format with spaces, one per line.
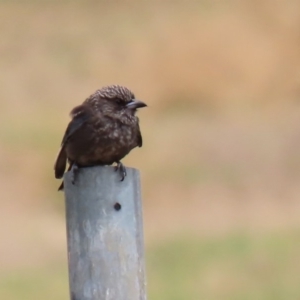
xmin=58 ymin=181 xmax=64 ymax=191
xmin=54 ymin=146 xmax=67 ymax=179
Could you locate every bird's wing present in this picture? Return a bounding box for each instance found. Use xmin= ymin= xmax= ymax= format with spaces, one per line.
xmin=61 ymin=105 xmax=92 ymax=146
xmin=54 ymin=105 xmax=91 ymax=178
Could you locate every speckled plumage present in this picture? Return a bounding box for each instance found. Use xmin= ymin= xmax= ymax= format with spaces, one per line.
xmin=54 ymin=85 xmax=146 ymax=189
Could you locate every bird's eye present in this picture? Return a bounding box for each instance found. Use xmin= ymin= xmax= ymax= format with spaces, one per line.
xmin=115 ymin=98 xmax=123 ymax=105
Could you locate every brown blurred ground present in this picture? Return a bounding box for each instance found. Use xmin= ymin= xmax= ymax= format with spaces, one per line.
xmin=1 ymin=1 xmax=300 ymax=298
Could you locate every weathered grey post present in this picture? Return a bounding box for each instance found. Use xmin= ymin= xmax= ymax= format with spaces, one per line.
xmin=63 ymin=165 xmax=146 ymax=300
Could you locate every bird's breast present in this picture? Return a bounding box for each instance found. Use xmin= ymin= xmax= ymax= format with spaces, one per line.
xmin=90 ymin=122 xmax=139 ymax=164
xmin=66 ymin=119 xmax=139 ymax=166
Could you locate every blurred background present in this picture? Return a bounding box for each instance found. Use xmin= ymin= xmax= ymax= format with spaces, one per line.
xmin=1 ymin=1 xmax=300 ymax=299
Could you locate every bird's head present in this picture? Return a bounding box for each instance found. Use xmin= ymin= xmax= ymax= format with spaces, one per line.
xmin=87 ymin=85 xmax=147 ymax=124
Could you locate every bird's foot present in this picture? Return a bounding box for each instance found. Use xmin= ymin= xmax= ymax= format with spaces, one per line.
xmin=57 ymin=162 xmax=79 ymax=191
xmin=115 ymin=161 xmax=127 ymax=181
xmin=70 ymin=163 xmax=79 ymax=185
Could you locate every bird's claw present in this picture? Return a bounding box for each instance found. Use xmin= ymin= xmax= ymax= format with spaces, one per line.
xmin=115 ymin=162 xmax=127 ymax=181
xmin=70 ymin=163 xmax=79 ymax=185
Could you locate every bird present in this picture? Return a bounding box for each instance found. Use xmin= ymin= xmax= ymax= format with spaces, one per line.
xmin=54 ymin=85 xmax=147 ymax=190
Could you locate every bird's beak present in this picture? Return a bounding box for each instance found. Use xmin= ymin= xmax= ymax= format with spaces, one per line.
xmin=126 ymin=100 xmax=147 ymax=110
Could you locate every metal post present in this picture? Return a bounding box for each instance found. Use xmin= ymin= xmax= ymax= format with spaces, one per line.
xmin=63 ymin=165 xmax=146 ymax=300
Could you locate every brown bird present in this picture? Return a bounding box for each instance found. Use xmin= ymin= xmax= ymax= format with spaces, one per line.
xmin=54 ymin=85 xmax=146 ymax=190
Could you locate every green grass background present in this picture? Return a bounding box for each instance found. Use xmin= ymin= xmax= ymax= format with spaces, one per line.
xmin=2 ymin=231 xmax=300 ymax=300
